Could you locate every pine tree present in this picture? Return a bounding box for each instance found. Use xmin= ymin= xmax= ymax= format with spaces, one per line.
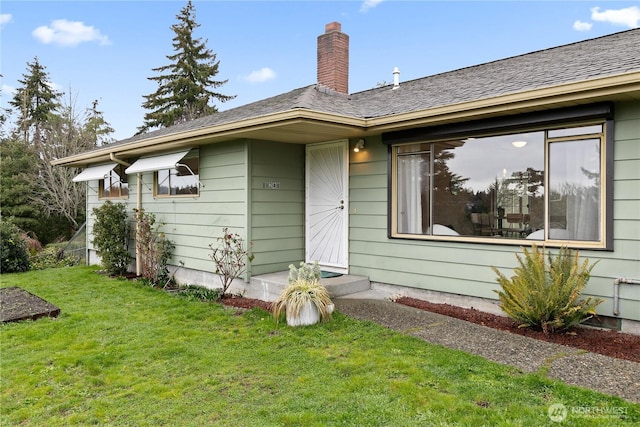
xmin=84 ymin=100 xmax=115 ymax=146
xmin=137 ymin=1 xmax=235 ymax=134
xmin=9 ymin=57 xmax=61 ymax=146
xmin=0 ymin=139 xmax=40 ymax=232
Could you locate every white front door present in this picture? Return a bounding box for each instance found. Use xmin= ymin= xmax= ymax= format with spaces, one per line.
xmin=306 ymin=140 xmax=349 ymax=273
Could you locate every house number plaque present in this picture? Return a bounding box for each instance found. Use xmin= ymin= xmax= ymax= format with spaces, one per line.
xmin=262 ymin=182 xmax=280 ymax=189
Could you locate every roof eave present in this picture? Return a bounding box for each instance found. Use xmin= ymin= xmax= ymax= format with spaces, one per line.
xmin=53 ymin=71 xmax=640 ymax=168
xmin=51 ymin=109 xmax=368 ymax=167
xmin=366 ymin=71 xmax=640 ymax=133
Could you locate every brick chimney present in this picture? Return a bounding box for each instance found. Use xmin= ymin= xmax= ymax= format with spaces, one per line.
xmin=317 ymin=22 xmax=349 ymax=94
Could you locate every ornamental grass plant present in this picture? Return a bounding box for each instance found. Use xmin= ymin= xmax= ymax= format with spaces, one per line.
xmin=492 ymin=245 xmax=602 ymax=334
xmin=272 ymin=261 xmax=333 ymax=324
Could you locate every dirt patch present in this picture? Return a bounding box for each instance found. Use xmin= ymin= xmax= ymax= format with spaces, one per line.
xmin=0 ymin=287 xmax=60 ymax=323
xmin=219 ymin=294 xmax=272 ymax=311
xmin=394 ymin=297 xmax=640 ymax=363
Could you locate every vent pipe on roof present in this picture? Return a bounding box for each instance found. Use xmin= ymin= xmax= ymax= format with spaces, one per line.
xmin=392 ymin=67 xmax=400 ymax=89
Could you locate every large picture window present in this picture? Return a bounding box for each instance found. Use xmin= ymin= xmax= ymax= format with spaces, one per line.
xmin=99 ymin=165 xmax=128 ymax=199
xmin=390 ymin=121 xmax=610 ymax=248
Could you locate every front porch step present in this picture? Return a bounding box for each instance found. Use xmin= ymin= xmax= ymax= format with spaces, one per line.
xmin=248 ymin=271 xmax=370 ymax=302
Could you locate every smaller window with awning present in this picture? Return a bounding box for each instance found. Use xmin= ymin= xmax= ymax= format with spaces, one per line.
xmin=72 ymin=163 xmax=118 ymax=182
xmin=100 ymin=165 xmax=129 ymax=199
xmin=125 ymin=150 xmax=191 ymax=175
xmin=125 ymin=149 xmax=199 ymax=197
xmin=73 ymin=163 xmax=129 ymax=199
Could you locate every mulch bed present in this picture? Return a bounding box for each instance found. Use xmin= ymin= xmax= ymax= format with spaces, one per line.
xmin=219 ymin=294 xmax=273 ymax=311
xmin=0 ymin=287 xmax=60 ymax=323
xmin=394 ymin=296 xmax=640 ymax=363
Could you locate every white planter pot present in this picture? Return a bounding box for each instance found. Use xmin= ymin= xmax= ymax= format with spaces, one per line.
xmin=286 ymin=301 xmax=320 ymax=326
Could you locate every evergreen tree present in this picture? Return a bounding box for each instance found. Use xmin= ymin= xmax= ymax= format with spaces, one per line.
xmin=84 ymin=100 xmax=115 ymax=146
xmin=0 ymin=139 xmax=40 ymax=232
xmin=0 ymin=138 xmax=71 ymax=245
xmin=9 ymin=57 xmax=61 ymax=146
xmin=3 ymin=59 xmax=114 ymax=242
xmin=137 ymin=1 xmax=235 ymax=134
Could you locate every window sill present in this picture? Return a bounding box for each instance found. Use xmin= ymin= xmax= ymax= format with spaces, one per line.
xmin=389 ymin=233 xmax=608 ymax=250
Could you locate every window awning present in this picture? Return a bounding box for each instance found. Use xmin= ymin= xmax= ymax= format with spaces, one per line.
xmin=125 ymin=150 xmax=190 ymax=174
xmin=72 ymin=163 xmax=118 ymax=182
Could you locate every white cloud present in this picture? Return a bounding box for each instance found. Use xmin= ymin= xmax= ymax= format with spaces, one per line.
xmin=1 ymin=84 xmax=16 ymax=98
xmin=591 ymin=6 xmax=640 ymax=28
xmin=0 ymin=14 xmax=12 ymax=27
xmin=32 ymin=19 xmax=110 ymax=47
xmin=360 ymin=0 xmax=384 ymax=13
xmin=46 ymin=80 xmax=64 ymax=94
xmin=242 ymin=67 xmax=276 ymax=84
xmin=573 ymin=20 xmax=593 ymax=31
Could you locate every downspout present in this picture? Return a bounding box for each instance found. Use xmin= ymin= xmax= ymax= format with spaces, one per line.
xmin=613 ymin=278 xmax=640 ymax=316
xmin=136 ymin=173 xmax=142 ymax=277
xmin=110 ymin=153 xmax=141 ymax=276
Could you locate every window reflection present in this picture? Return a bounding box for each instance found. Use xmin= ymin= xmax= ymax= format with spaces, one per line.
xmin=392 ymin=122 xmax=606 ymax=246
xmin=155 ymin=154 xmax=199 ymax=196
xmin=396 ymin=132 xmax=545 ymax=238
xmin=99 ymin=165 xmax=128 ymax=199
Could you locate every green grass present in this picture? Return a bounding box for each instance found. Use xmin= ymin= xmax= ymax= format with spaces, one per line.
xmin=1 ymin=266 xmax=638 ymax=426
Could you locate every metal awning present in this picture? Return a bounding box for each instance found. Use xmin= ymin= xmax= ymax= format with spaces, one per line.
xmin=72 ymin=163 xmax=118 ymax=182
xmin=125 ymin=150 xmax=190 ymax=174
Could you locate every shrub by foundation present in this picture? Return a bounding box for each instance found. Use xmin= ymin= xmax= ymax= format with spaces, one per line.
xmin=492 ymin=245 xmax=602 ymax=334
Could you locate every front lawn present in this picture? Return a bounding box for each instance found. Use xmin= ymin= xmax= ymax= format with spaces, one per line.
xmin=1 ymin=266 xmax=638 ymax=426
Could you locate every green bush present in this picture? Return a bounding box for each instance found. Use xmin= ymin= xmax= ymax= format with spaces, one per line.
xmin=30 ymin=245 xmax=80 ymax=270
xmin=177 ymin=285 xmax=222 ymax=302
xmin=492 ymin=245 xmax=602 ymax=334
xmin=92 ymin=201 xmax=130 ymax=276
xmin=0 ymin=220 xmax=31 ymax=273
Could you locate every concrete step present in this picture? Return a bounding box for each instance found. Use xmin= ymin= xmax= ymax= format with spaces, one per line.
xmin=249 ymin=271 xmax=370 ymax=302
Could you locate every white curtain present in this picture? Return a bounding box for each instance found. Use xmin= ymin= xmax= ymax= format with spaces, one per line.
xmin=398 ymin=155 xmax=425 ymax=234
xmin=550 ymin=140 xmax=600 ymax=241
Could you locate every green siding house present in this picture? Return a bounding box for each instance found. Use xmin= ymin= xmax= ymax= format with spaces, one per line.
xmin=54 ymin=23 xmax=640 ymax=333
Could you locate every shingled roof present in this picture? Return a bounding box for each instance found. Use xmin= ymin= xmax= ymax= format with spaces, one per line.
xmin=352 ymin=27 xmax=640 ymax=119
xmin=62 ymin=28 xmax=640 ymax=160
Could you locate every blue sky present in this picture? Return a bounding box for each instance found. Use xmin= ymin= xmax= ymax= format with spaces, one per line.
xmin=1 ymin=1 xmax=639 ymax=141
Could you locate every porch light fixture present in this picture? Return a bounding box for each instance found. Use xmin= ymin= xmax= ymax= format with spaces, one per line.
xmin=354 ymin=139 xmax=365 ymax=152
xmin=511 ymin=140 xmax=527 ymax=148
